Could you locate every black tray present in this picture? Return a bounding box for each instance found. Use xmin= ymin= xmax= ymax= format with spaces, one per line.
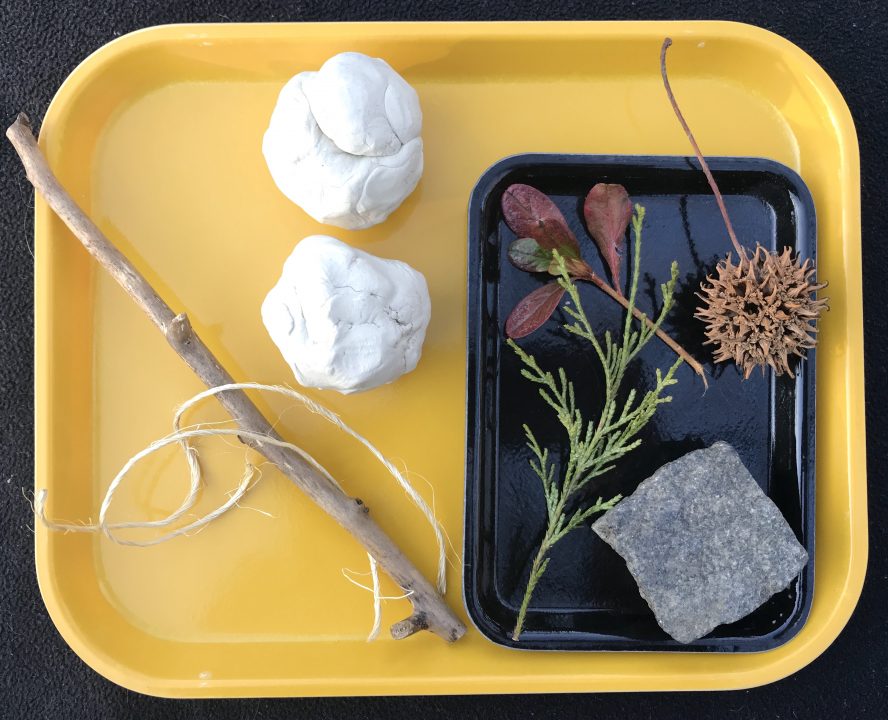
xmin=464 ymin=154 xmax=816 ymax=652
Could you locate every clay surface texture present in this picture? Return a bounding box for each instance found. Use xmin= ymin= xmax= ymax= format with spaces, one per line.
xmin=262 ymin=235 xmax=431 ymax=393
xmin=263 ymin=52 xmax=423 ymax=229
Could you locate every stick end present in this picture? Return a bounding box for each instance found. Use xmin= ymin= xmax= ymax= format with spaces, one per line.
xmin=390 ymin=611 xmax=466 ymax=642
xmin=6 ymin=112 xmax=33 ymax=143
xmin=390 ymin=612 xmax=428 ymax=640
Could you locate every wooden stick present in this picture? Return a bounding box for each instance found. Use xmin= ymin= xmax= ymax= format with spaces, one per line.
xmin=7 ymin=112 xmax=465 ymax=643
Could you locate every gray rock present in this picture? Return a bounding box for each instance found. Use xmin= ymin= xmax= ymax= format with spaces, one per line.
xmin=591 ymin=442 xmax=808 ymax=644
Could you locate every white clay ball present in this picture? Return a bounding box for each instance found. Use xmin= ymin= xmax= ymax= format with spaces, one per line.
xmin=261 ymin=235 xmax=431 ymax=393
xmin=262 ymin=52 xmax=423 ymax=230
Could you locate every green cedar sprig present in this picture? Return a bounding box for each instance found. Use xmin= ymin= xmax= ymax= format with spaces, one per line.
xmin=508 ymin=204 xmax=682 ymax=640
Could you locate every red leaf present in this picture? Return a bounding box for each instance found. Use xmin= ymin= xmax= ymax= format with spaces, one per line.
xmin=583 ymin=183 xmax=632 ymax=294
xmin=505 ymin=282 xmax=566 ymax=339
xmin=501 ymin=184 xmax=580 ymax=257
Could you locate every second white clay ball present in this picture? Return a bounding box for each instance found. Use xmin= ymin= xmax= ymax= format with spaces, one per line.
xmin=261 ymin=235 xmax=431 ymax=394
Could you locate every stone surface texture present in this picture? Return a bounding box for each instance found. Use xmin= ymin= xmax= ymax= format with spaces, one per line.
xmin=592 ymin=441 xmax=808 ymax=644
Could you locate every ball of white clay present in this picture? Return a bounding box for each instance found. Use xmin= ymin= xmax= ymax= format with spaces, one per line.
xmin=262 ymin=52 xmax=423 ymax=230
xmin=261 ymin=235 xmax=431 ymax=393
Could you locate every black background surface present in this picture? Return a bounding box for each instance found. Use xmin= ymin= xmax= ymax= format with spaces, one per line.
xmin=1 ymin=1 xmax=885 ymax=717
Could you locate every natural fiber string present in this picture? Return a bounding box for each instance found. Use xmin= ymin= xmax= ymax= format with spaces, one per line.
xmin=341 ymin=563 xmax=415 ymax=642
xmin=33 ymin=426 xmax=332 ymax=542
xmin=367 ymin=557 xmax=382 ymax=642
xmin=184 ymin=383 xmax=448 ymax=594
xmin=34 ymin=382 xmax=449 ymax=638
xmin=34 ymin=423 xmax=387 ymax=631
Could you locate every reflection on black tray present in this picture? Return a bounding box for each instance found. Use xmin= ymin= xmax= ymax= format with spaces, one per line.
xmin=464 ymin=154 xmax=816 ymax=651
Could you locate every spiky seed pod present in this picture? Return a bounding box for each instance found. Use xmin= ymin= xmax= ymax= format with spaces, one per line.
xmin=695 ymin=245 xmax=828 ymax=379
xmin=661 ymin=38 xmax=829 ymax=381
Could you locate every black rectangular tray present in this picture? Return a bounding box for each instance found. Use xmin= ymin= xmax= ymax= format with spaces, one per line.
xmin=464 ymin=154 xmax=816 ymax=652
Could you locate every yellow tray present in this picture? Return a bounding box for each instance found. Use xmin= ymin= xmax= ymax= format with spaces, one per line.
xmin=34 ymin=21 xmax=866 ymax=697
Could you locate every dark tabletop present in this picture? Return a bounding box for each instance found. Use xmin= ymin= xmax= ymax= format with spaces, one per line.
xmin=1 ymin=1 xmax=886 ymax=717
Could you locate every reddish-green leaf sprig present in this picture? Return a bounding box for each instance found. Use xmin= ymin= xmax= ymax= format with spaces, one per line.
xmin=499 ymin=182 xmax=707 ymax=383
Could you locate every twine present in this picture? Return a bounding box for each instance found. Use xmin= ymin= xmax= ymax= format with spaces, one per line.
xmin=34 ymin=382 xmax=447 ymax=640
xmin=340 ymin=558 xmax=416 ymax=641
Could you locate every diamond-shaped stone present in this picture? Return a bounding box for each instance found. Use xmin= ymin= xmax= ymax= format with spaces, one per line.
xmin=592 ymin=442 xmax=808 ymax=643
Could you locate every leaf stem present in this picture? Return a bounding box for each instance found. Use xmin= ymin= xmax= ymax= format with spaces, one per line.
xmin=660 ymin=37 xmax=743 ymax=258
xmin=512 ymin=534 xmax=552 ymax=640
xmin=573 ymin=262 xmax=708 ymax=388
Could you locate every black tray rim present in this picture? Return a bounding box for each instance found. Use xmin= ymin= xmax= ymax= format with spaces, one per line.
xmin=463 ymin=152 xmax=817 ymax=653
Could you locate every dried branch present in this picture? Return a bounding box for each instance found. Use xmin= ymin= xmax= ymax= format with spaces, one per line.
xmin=7 ymin=112 xmax=465 ymax=643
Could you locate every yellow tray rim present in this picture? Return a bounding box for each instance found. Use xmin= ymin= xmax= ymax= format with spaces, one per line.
xmin=32 ymin=19 xmax=868 ymax=697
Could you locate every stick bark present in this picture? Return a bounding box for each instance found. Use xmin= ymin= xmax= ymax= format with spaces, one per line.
xmin=8 ymin=112 xmax=465 ymax=643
